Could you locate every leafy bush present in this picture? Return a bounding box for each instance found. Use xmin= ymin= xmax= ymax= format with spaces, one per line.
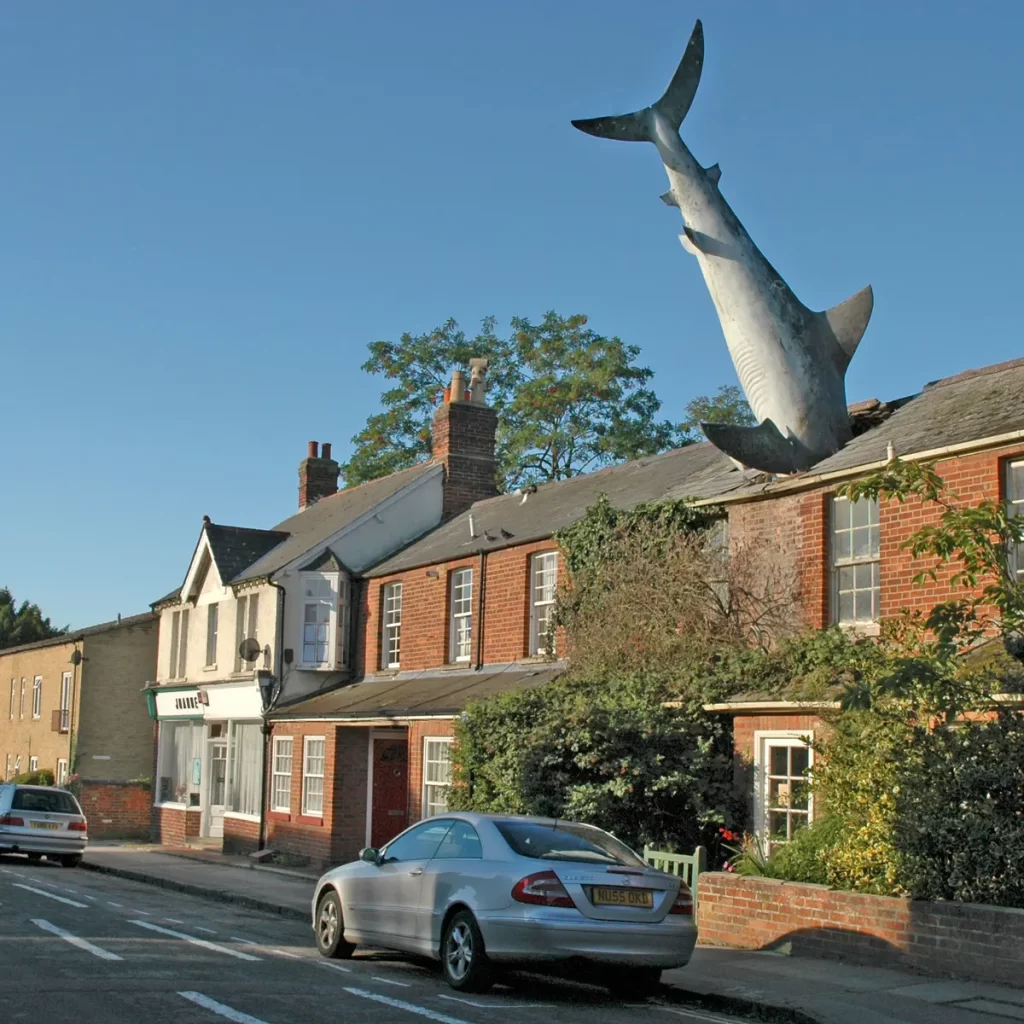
xmin=450 ymin=671 xmax=740 ymax=852
xmin=767 ymin=815 xmax=843 ymax=885
xmin=10 ymin=769 xmax=55 ymax=786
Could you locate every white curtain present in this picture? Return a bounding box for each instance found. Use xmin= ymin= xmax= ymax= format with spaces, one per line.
xmin=162 ymin=722 xmax=203 ymax=803
xmin=228 ymin=722 xmax=262 ymax=816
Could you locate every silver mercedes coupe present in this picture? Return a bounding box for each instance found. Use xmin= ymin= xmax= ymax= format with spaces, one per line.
xmin=311 ymin=812 xmax=696 ymax=996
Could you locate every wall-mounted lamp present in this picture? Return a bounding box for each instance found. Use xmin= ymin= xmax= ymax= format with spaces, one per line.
xmin=197 ymin=690 xmax=210 ymax=706
xmin=256 ymin=670 xmax=278 ymax=712
xmin=425 ymin=570 xmax=440 ymax=579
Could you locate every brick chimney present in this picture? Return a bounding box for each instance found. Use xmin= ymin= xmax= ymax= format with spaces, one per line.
xmin=432 ymin=359 xmax=498 ymax=519
xmin=298 ymin=440 xmax=340 ymax=510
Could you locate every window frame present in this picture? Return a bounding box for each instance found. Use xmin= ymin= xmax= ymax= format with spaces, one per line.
xmin=381 ymin=582 xmax=403 ymax=670
xmin=1008 ymin=458 xmax=1024 ymax=583
xmin=56 ymin=759 xmax=69 ymax=786
xmin=271 ymin=736 xmax=293 ymax=813
xmin=234 ymin=593 xmax=261 ymax=673
xmin=168 ymin=608 xmax=189 ymax=679
xmin=830 ymin=494 xmax=881 ymax=627
xmin=205 ymin=603 xmax=219 ymax=668
xmin=301 ymin=735 xmax=326 ymax=818
xmin=29 ymin=756 xmax=39 ymax=772
xmin=300 ymin=572 xmax=337 ymax=669
xmin=32 ymin=676 xmax=42 ymax=720
xmin=529 ymin=551 xmax=559 ymax=656
xmin=448 ymin=567 xmax=473 ymax=664
xmin=59 ymin=672 xmax=72 ymax=733
xmin=9 ymin=678 xmax=14 ymax=720
xmin=422 ymin=736 xmax=454 ymax=819
xmin=19 ymin=677 xmax=25 ymax=719
xmin=753 ymin=730 xmax=814 ymax=856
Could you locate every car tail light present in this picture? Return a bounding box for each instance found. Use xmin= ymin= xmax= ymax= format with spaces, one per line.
xmin=67 ymin=820 xmax=87 ymax=832
xmin=0 ymin=813 xmax=25 ymax=826
xmin=511 ymin=871 xmax=576 ymax=909
xmin=669 ymin=884 xmax=694 ymax=916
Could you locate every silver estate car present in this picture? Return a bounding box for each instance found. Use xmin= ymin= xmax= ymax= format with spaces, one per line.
xmin=311 ymin=813 xmax=696 ymax=996
xmin=0 ymin=784 xmax=88 ymax=867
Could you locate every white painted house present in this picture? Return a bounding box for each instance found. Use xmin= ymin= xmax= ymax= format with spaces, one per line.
xmin=146 ymin=374 xmax=500 ymax=851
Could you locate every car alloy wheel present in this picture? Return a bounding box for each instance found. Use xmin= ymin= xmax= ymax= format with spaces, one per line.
xmin=442 ymin=910 xmax=491 ymax=993
xmin=315 ymin=890 xmax=355 ymax=960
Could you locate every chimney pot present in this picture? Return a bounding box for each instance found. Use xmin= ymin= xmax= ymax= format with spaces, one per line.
xmin=450 ymin=370 xmax=467 ymax=402
xmin=321 ymin=442 xmax=332 ymax=460
xmin=307 ymin=440 xmax=319 ymax=459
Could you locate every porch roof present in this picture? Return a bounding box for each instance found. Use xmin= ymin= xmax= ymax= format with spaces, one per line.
xmin=268 ymin=662 xmax=566 ymax=720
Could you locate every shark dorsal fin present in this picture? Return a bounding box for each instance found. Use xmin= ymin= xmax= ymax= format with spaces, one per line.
xmin=705 ymin=163 xmax=721 ymax=185
xmin=823 ymin=285 xmax=874 ymax=373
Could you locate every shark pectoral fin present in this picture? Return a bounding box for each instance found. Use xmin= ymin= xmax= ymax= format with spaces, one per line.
xmin=661 ymin=190 xmax=679 ymax=208
xmin=701 ymin=418 xmax=810 ymax=475
xmin=704 ymin=163 xmax=721 ymax=185
xmin=679 ymin=226 xmax=734 ymax=260
xmin=823 ymin=284 xmax=874 ymax=373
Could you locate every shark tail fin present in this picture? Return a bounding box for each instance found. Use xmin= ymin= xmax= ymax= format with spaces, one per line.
xmin=571 ymin=20 xmax=704 ymax=142
xmin=823 ymin=284 xmax=874 ymax=373
xmin=701 ymin=418 xmax=814 ymax=475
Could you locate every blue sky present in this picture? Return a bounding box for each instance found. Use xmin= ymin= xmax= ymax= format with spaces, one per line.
xmin=2 ymin=1 xmax=1022 ymax=629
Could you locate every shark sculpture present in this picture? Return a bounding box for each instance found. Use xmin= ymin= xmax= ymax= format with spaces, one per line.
xmin=572 ymin=20 xmax=873 ymax=474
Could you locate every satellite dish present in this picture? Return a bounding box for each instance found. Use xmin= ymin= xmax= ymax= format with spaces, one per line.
xmin=238 ymin=638 xmax=262 ymax=664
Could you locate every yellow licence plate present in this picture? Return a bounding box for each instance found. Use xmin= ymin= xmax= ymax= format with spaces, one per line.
xmin=591 ymin=887 xmax=654 ymax=908
xmin=29 ymin=821 xmax=61 ymax=830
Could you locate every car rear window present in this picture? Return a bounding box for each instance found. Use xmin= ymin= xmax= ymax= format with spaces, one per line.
xmin=12 ymin=789 xmax=81 ymax=815
xmin=495 ymin=820 xmax=645 ymax=867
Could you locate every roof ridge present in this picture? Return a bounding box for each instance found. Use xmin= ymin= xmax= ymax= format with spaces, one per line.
xmin=317 ymin=460 xmax=435 ymax=504
xmin=925 ymin=356 xmax=1024 ymax=391
xmin=206 ymin=523 xmax=290 ymax=537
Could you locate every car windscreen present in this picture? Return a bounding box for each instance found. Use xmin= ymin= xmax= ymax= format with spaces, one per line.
xmin=495 ymin=820 xmax=645 ymax=867
xmin=12 ymin=789 xmax=80 ymax=815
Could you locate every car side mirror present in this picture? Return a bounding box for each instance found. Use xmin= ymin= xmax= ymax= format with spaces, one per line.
xmin=359 ymin=847 xmax=380 ymax=864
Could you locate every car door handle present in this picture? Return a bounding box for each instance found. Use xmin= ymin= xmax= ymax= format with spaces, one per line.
xmin=409 ymin=868 xmax=423 ymax=876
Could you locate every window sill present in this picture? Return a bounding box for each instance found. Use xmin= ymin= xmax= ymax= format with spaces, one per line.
xmin=203 ymin=665 xmax=219 ymax=673
xmin=224 ymin=811 xmax=261 ymax=823
xmin=297 ymin=813 xmax=324 ymax=826
xmin=269 ymin=810 xmax=291 ymax=822
xmin=153 ymin=801 xmax=198 ymax=812
xmin=837 ymin=621 xmax=881 ymax=637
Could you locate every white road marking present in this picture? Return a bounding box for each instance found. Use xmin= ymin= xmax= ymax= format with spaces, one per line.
xmin=32 ymin=918 xmax=122 ymax=961
xmin=272 ymin=948 xmax=302 ymax=959
xmin=319 ymin=961 xmax=351 ymax=973
xmin=13 ymin=883 xmax=88 ymax=908
xmin=439 ymin=994 xmax=555 ymax=1009
xmin=132 ymin=908 xmax=151 ymax=915
xmin=163 ymin=917 xmax=184 ymax=923
xmin=61 ymin=887 xmax=80 ymax=895
xmin=107 ymin=901 xmax=123 ymax=907
xmin=193 ymin=925 xmax=216 ymax=934
xmin=177 ymin=991 xmax=269 ymax=1024
xmin=344 ymin=987 xmax=471 ymax=1024
xmin=82 ymin=894 xmax=97 ymax=900
xmin=130 ymin=920 xmax=262 ymax=961
xmin=230 ymin=935 xmax=255 ymax=944
xmin=372 ymin=975 xmax=411 ymax=987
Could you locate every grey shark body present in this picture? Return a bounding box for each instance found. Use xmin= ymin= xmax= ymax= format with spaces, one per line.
xmin=572 ymin=20 xmax=872 ymax=474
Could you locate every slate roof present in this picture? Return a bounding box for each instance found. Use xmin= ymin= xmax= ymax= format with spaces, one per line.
xmin=367 ymin=443 xmax=743 ymax=576
xmin=233 ymin=462 xmax=440 ymax=583
xmin=0 ymin=612 xmax=157 ymax=658
xmin=270 ymin=663 xmax=565 ymax=719
xmin=792 ymin=357 xmax=1024 ymax=479
xmin=205 ymin=524 xmax=290 ymax=586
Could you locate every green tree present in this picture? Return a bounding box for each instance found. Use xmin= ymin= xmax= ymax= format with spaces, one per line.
xmin=681 ymin=384 xmax=755 ymax=440
xmin=0 ymin=588 xmax=66 ymax=651
xmin=342 ymin=312 xmax=690 ymax=491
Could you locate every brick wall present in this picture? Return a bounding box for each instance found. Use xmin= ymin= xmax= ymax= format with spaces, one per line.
xmin=697 ymin=871 xmax=1024 ymax=987
xmin=407 ymin=719 xmax=455 ymax=823
xmin=223 ymin=815 xmax=260 ymax=855
xmin=728 ymin=442 xmax=1024 ymax=630
xmin=151 ymin=805 xmax=200 ymax=845
xmin=360 ymin=541 xmax=560 ymax=674
xmin=266 ymin=723 xmax=370 ymax=870
xmin=79 ymin=781 xmax=151 ymax=839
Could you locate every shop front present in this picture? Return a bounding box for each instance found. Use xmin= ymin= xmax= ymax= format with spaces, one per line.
xmin=149 ymin=680 xmax=264 ymax=849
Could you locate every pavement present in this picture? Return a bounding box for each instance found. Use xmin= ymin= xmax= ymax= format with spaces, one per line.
xmin=6 ymin=842 xmax=1011 ymax=1024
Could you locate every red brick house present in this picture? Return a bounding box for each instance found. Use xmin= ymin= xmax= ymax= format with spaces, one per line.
xmin=257 ymin=356 xmax=1022 ymax=868
xmin=704 ymin=357 xmax=1024 ymax=849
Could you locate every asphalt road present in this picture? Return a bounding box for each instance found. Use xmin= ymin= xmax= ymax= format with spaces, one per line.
xmin=0 ymin=853 xmax=744 ymax=1024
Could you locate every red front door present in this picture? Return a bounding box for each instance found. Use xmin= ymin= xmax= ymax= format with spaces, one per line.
xmin=371 ymin=737 xmax=409 ymax=849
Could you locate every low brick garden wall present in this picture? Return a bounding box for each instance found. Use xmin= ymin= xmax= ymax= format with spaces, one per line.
xmin=697 ymin=871 xmax=1024 ymax=987
xmin=79 ymin=781 xmax=152 ymax=839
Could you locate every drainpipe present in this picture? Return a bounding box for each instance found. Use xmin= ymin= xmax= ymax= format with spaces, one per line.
xmin=259 ymin=578 xmax=287 ymax=851
xmin=68 ymin=642 xmax=82 ymax=774
xmin=474 ymin=551 xmax=487 ymax=671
